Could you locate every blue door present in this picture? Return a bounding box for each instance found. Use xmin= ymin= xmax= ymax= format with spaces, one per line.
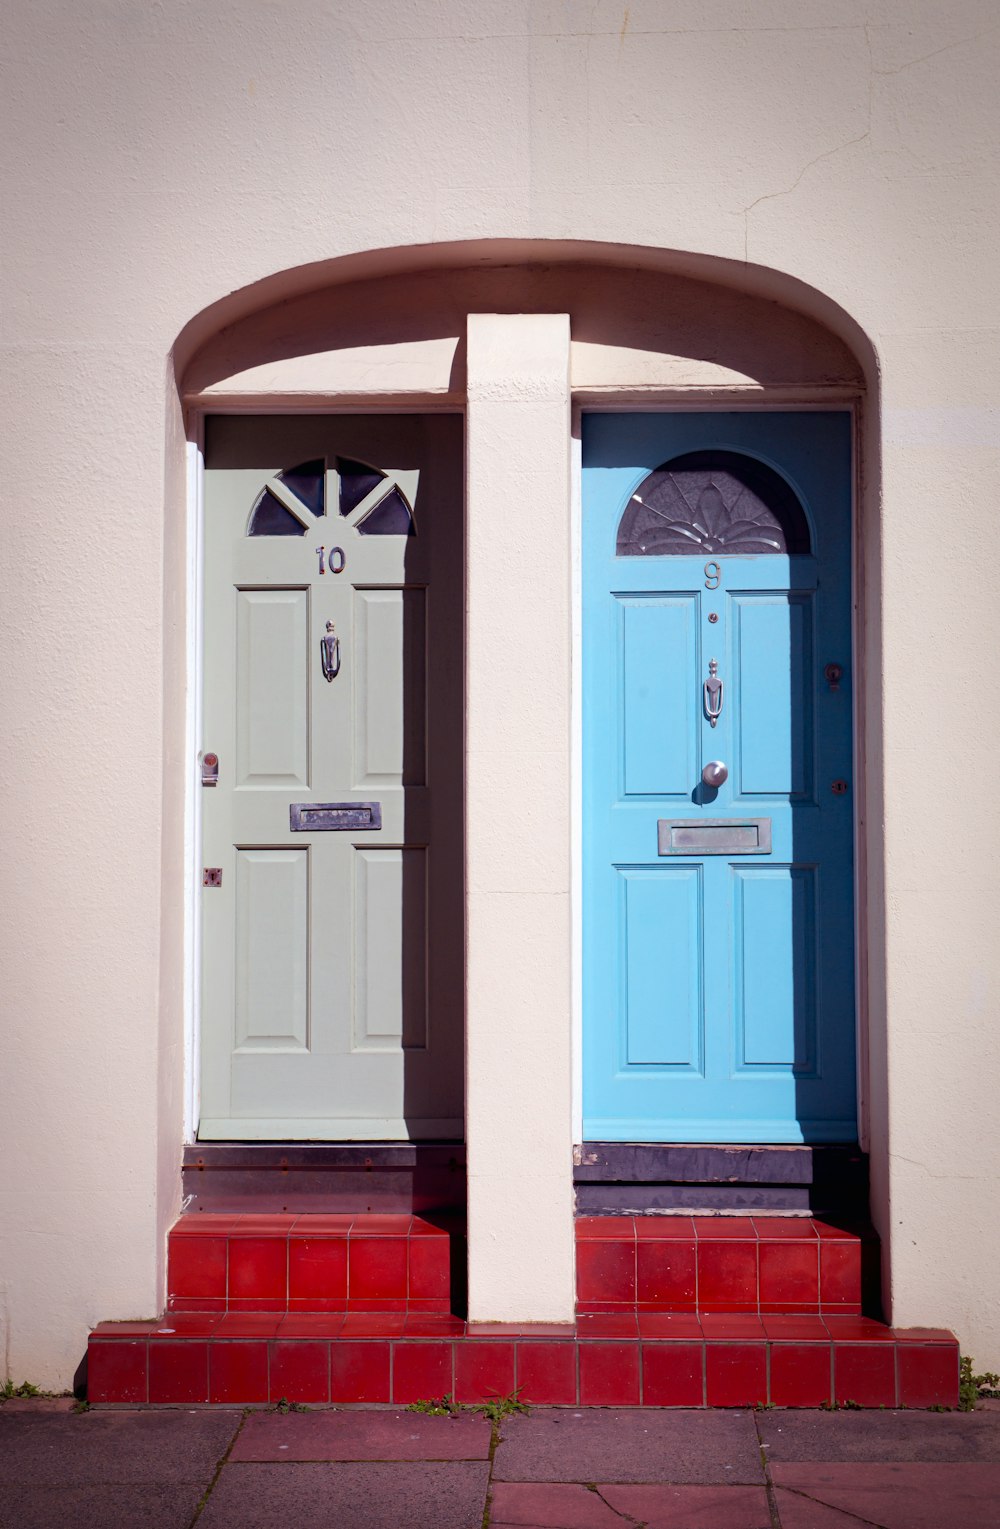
xmin=583 ymin=413 xmax=856 ymax=1142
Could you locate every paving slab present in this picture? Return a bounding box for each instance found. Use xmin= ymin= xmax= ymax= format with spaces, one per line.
xmin=772 ymin=1492 xmax=881 ymax=1527
xmin=0 ymin=1396 xmax=76 ymax=1412
xmin=0 ymin=1483 xmax=204 ymax=1529
xmin=758 ymin=1407 xmax=1000 ymax=1462
xmin=231 ymin=1407 xmax=491 ymax=1461
xmin=601 ymin=1483 xmax=773 ymax=1527
xmin=489 ymin=1482 xmax=628 ymax=1528
xmin=494 ymin=1409 xmax=764 ymax=1484
xmin=771 ymin=1462 xmax=1000 ymax=1529
xmin=199 ymin=1461 xmax=489 ymax=1529
xmin=0 ymin=1408 xmax=241 ymax=1485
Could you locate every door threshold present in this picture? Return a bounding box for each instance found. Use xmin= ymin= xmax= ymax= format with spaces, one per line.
xmin=574 ymin=1142 xmax=868 ymax=1219
xmin=182 ymin=1142 xmax=466 ymax=1215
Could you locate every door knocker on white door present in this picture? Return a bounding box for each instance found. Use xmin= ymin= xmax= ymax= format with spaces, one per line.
xmin=321 ymin=621 xmax=341 ymax=682
xmin=703 ymin=658 xmax=724 ymax=727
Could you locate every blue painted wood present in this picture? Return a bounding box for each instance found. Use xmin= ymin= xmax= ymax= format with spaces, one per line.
xmin=583 ymin=413 xmax=856 ymax=1143
xmin=620 ymin=865 xmax=702 ymax=1067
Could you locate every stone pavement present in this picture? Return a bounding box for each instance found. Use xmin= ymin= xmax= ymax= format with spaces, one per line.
xmin=2 ymin=1401 xmax=999 ymax=1528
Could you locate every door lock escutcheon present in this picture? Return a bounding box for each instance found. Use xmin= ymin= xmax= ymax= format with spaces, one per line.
xmin=201 ymin=752 xmax=219 ymax=786
xmin=203 ymin=868 xmax=223 ymax=888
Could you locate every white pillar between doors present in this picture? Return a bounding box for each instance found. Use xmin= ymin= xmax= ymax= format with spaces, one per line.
xmin=464 ymin=313 xmax=576 ymax=1324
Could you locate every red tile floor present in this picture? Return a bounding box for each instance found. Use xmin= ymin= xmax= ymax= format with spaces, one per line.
xmin=88 ymin=1213 xmax=960 ymax=1407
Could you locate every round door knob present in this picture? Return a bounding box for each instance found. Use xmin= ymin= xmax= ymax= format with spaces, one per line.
xmin=702 ymin=760 xmax=728 ymax=788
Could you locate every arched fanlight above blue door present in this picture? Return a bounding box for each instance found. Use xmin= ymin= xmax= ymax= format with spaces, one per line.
xmin=616 ymin=450 xmax=811 ymax=556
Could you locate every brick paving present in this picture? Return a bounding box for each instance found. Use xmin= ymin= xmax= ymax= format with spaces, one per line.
xmin=2 ymin=1401 xmax=999 ymax=1528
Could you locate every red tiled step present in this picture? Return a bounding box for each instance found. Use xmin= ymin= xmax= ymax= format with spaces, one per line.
xmin=167 ymin=1213 xmax=454 ymax=1314
xmin=87 ymin=1314 xmax=959 ymax=1408
xmin=576 ymin=1216 xmax=872 ymax=1315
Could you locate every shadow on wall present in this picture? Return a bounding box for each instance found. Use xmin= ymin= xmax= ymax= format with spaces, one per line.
xmin=179 ymin=254 xmax=866 ymax=400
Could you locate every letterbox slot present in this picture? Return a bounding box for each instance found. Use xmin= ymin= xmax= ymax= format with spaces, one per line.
xmin=657 ymin=817 xmax=772 ymax=856
xmin=290 ymin=802 xmax=383 ymax=832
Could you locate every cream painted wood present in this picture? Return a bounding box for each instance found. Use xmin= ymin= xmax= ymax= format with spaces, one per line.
xmin=200 ymin=416 xmax=463 ymax=1139
xmin=465 ymin=314 xmax=576 ymax=1324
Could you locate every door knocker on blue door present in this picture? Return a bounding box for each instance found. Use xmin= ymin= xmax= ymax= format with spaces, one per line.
xmin=703 ymin=658 xmax=724 ymax=727
xmin=321 ymin=621 xmax=341 ymax=682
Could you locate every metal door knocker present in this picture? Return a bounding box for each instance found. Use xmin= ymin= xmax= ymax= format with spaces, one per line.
xmin=703 ymin=658 xmax=724 ymax=727
xmin=321 ymin=621 xmax=341 ymax=682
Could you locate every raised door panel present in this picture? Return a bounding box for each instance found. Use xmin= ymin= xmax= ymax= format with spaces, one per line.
xmin=734 ymin=865 xmax=817 ymax=1073
xmin=352 ymin=587 xmax=427 ymax=787
xmin=235 ymin=588 xmax=310 ymax=789
xmin=732 ymin=593 xmax=813 ymax=800
xmin=353 ymin=847 xmax=428 ymax=1052
xmin=234 ymin=848 xmax=309 ymax=1051
xmin=618 ymin=594 xmax=698 ymax=797
xmin=619 ymin=865 xmax=703 ymax=1070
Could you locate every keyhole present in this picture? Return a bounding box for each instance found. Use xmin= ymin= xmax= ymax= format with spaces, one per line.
xmin=831 ymin=779 xmax=849 ymax=795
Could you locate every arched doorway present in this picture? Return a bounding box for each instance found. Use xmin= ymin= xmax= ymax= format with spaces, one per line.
xmin=175 ymin=245 xmax=878 ymax=1253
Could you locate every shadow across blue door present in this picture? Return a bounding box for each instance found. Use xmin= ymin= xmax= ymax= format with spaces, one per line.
xmin=583 ymin=413 xmax=856 ymax=1143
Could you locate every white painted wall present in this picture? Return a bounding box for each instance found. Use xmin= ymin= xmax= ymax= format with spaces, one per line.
xmin=1 ymin=0 xmax=998 ymax=1383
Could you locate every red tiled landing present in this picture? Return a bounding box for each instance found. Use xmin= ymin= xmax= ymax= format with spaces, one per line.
xmin=576 ymin=1215 xmax=871 ymax=1315
xmin=89 ymin=1210 xmax=955 ymax=1408
xmin=87 ymin=1313 xmax=960 ymax=1408
xmin=167 ymin=1212 xmax=454 ymax=1313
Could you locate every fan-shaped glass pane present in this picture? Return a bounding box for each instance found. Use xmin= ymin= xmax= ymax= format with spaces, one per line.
xmin=280 ymin=459 xmax=325 ymax=516
xmin=617 ymin=450 xmax=810 ymax=556
xmin=248 ymin=488 xmax=307 ymax=537
xmin=356 ymin=486 xmax=415 ymax=536
xmin=338 ymin=456 xmax=386 ymax=516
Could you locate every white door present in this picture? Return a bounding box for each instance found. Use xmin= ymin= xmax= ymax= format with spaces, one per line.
xmin=199 ymin=415 xmax=464 ymax=1139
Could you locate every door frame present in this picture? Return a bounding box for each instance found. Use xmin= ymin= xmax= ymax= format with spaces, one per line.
xmin=570 ymin=394 xmax=869 ymax=1152
xmin=181 ymin=401 xmax=465 ymax=1144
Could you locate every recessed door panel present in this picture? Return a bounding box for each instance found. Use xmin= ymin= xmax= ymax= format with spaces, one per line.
xmin=620 ymin=595 xmax=698 ymax=797
xmin=584 ymin=411 xmax=856 ymax=1143
xmin=200 ymin=415 xmax=463 ymax=1140
xmin=734 ymin=865 xmax=816 ymax=1072
xmin=354 ymin=847 xmax=427 ymax=1052
xmin=620 ymin=865 xmax=703 ymax=1069
xmin=236 ymin=588 xmax=310 ymax=788
xmin=353 ymin=587 xmax=427 ymax=787
xmin=733 ymin=593 xmax=813 ymax=800
xmin=234 ymin=848 xmax=309 ymax=1051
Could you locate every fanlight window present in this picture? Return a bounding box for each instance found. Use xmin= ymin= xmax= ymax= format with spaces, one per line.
xmin=248 ymin=457 xmax=416 ymax=537
xmin=616 ymin=450 xmax=810 ymax=556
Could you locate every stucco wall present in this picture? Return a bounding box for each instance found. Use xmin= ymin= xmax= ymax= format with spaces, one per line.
xmin=2 ymin=0 xmax=998 ymax=1383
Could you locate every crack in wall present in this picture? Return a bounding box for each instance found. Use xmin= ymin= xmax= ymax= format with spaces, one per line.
xmin=742 ymin=129 xmax=871 ymax=262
